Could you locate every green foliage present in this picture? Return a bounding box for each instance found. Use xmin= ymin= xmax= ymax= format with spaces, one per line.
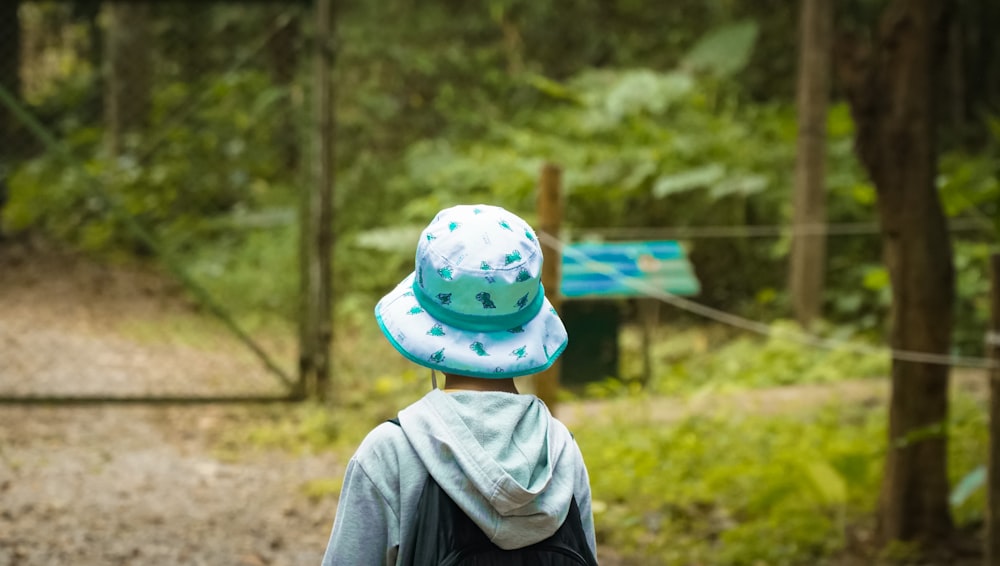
xmin=593 ymin=321 xmax=890 ymax=398
xmin=948 ymin=392 xmax=989 ymax=526
xmin=949 ymin=466 xmax=985 ymax=509
xmin=952 ymin=241 xmax=995 ymax=354
xmin=6 ymin=2 xmax=997 ymax=360
xmin=181 ymin=224 xmax=299 ymax=324
xmin=574 ymin=392 xmax=986 ymax=565
xmin=656 ymin=325 xmax=888 ymax=393
xmin=4 ymin=69 xmax=296 ymax=255
xmin=301 ymin=477 xmax=345 ymax=502
xmin=222 ymin=374 xmax=427 ymax=457
xmin=377 ymin=64 xmax=804 ymax=312
xmin=682 ymin=20 xmax=759 ymax=78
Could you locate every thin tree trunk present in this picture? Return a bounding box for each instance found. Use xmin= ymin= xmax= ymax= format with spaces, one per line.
xmin=839 ymin=0 xmax=955 ymax=548
xmin=988 ymin=254 xmax=1000 ymax=565
xmin=103 ymin=2 xmax=151 ymax=156
xmin=79 ymin=1 xmax=103 ymax=125
xmin=944 ymin=11 xmax=964 ymax=132
xmin=789 ymin=0 xmax=832 ymax=329
xmin=300 ymin=0 xmax=334 ymax=400
xmin=0 ymin=0 xmax=23 ymax=161
xmin=966 ymin=0 xmax=1000 ymax=114
xmin=266 ymin=6 xmax=300 ymax=173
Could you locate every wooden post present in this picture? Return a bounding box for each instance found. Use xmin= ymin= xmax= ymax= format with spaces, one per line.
xmin=299 ymin=0 xmax=334 ymax=400
xmin=789 ymin=0 xmax=832 ymax=329
xmin=536 ymin=163 xmax=563 ymax=410
xmin=102 ymin=2 xmax=152 ymax=157
xmin=988 ymin=253 xmax=1000 ymax=566
xmin=639 ymin=298 xmax=660 ymax=385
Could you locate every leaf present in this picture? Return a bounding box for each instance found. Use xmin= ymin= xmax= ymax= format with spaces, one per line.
xmin=834 ymin=293 xmax=863 ymax=313
xmin=602 ymin=70 xmax=695 ymax=120
xmin=683 ymin=20 xmax=759 ymax=77
xmin=652 ymin=164 xmax=726 ymax=197
xmin=803 ymin=461 xmax=848 ymax=506
xmin=949 ymin=465 xmax=985 ymax=507
xmin=526 ymin=74 xmax=582 ymax=103
xmin=709 ymin=174 xmax=769 ymax=198
xmin=861 ymin=267 xmax=889 ymax=291
xmin=621 ymin=161 xmax=659 ymax=191
xmin=251 ymin=87 xmax=286 ymax=118
xmin=355 ymin=225 xmax=424 ymax=252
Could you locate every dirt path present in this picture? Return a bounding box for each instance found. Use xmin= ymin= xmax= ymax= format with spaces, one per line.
xmin=0 ymin=243 xmax=290 ymax=398
xmin=1 ymin=245 xmax=338 ymax=565
xmin=0 ymin=405 xmax=339 ymax=566
xmin=557 ymin=369 xmax=987 ymax=428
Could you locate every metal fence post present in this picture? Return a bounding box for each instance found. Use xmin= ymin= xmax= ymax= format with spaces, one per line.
xmin=988 ymin=252 xmax=1000 ymax=566
xmin=300 ymin=0 xmax=335 ymax=401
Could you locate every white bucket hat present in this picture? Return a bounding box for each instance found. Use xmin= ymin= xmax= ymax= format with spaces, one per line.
xmin=375 ymin=204 xmax=568 ymax=378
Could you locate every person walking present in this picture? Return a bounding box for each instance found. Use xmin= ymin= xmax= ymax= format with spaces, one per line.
xmin=321 ymin=204 xmax=597 ymax=565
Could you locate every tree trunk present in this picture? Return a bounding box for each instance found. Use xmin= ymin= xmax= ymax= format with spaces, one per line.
xmin=965 ymin=0 xmax=1000 ymax=117
xmin=299 ymin=0 xmax=334 ymax=400
xmin=789 ymin=0 xmax=832 ymax=329
xmin=839 ymin=0 xmax=955 ymax=548
xmin=66 ymin=0 xmax=103 ymax=124
xmin=266 ymin=6 xmax=301 ymax=173
xmin=989 ymin=254 xmax=1000 ymax=566
xmin=0 ymin=0 xmax=23 ymax=161
xmin=103 ymin=2 xmax=151 ymax=156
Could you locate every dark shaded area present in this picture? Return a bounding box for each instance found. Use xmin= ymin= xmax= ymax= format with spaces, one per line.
xmin=560 ymin=301 xmax=621 ymax=386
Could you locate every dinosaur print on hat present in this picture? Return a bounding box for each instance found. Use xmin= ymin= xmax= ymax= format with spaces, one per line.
xmin=475 ymin=292 xmax=497 ymax=309
xmin=429 ymin=349 xmax=446 ymax=364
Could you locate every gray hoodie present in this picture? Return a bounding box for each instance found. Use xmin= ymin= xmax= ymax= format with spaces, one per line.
xmin=321 ymin=389 xmax=596 ymax=565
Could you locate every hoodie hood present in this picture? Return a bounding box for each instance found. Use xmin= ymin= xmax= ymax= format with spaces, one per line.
xmin=397 ymin=389 xmax=578 ymax=549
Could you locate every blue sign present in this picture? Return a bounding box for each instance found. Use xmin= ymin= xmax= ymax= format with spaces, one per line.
xmin=560 ymin=241 xmax=700 ymax=299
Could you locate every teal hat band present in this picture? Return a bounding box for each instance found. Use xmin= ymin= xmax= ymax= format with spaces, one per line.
xmin=412 ymin=279 xmax=546 ymax=333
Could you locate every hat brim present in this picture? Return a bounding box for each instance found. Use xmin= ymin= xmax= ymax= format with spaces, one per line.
xmin=375 ymin=273 xmax=568 ymax=379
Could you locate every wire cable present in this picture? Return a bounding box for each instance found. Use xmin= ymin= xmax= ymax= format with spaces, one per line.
xmin=572 ymin=217 xmax=992 ymax=240
xmin=539 ymin=231 xmax=997 ymax=370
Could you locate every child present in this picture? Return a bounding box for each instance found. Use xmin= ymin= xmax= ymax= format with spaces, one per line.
xmin=321 ymin=204 xmax=597 ymax=565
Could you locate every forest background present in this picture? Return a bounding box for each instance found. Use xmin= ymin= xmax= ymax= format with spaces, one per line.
xmin=1 ymin=0 xmax=999 ymax=565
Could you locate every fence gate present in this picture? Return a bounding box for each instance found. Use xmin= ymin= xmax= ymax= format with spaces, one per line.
xmin=0 ymin=1 xmax=319 ymax=403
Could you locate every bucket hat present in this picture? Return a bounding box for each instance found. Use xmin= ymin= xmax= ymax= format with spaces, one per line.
xmin=375 ymin=204 xmax=568 ymax=378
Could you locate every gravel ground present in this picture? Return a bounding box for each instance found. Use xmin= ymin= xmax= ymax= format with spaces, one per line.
xmin=0 ymin=244 xmax=291 ymax=398
xmin=0 ymin=245 xmax=339 ymax=565
xmin=0 ymin=405 xmax=340 ymax=566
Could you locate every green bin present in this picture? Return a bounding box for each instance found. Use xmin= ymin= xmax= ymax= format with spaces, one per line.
xmin=558 ymin=301 xmax=620 ymax=387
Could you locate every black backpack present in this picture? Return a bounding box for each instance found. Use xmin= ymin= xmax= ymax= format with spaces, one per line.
xmin=388 ymin=419 xmax=598 ymax=566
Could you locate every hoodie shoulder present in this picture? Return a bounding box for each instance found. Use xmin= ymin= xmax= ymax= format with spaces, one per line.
xmin=350 ymin=421 xmax=415 ymax=504
xmin=547 ymin=413 xmax=576 ymax=439
xmin=354 ymin=421 xmax=410 ymax=463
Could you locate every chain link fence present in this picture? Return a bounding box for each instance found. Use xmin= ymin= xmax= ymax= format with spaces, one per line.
xmin=0 ymin=1 xmax=316 ymax=401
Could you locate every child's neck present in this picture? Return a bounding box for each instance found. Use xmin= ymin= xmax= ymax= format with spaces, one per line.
xmin=443 ymin=373 xmax=519 ymax=394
